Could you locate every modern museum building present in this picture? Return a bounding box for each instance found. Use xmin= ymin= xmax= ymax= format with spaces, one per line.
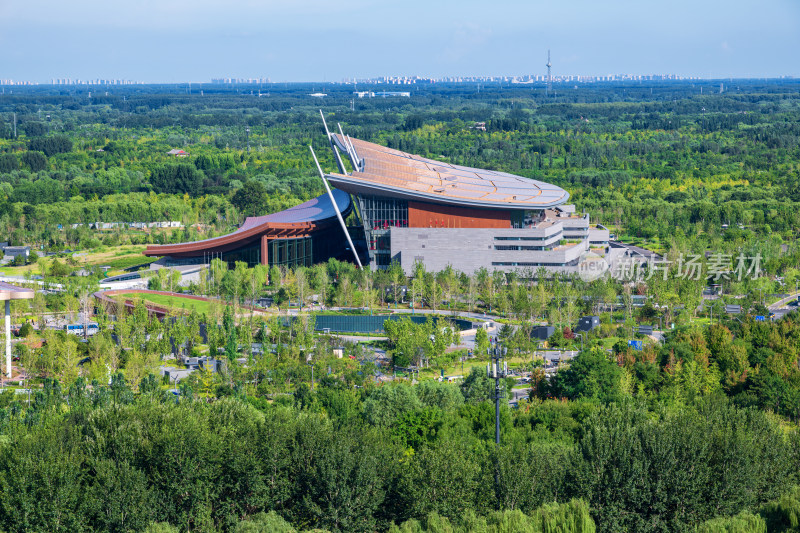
xmin=145 ymin=122 xmax=609 ymax=274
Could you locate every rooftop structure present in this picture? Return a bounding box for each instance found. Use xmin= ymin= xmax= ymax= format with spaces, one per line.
xmin=316 ymin=117 xmax=600 ymax=272
xmin=325 ymin=135 xmax=569 ymax=210
xmin=144 ymin=190 xmax=353 ymax=268
xmin=145 ymin=117 xmax=610 ymax=277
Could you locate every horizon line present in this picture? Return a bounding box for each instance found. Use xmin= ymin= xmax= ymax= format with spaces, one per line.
xmin=2 ymin=75 xmax=798 ymax=87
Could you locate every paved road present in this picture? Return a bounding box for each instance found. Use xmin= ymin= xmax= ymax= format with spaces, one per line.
xmin=510 ymin=387 xmax=531 ymax=404
xmin=330 ymin=334 xmax=387 ymax=343
xmin=768 ymin=292 xmax=799 ymax=311
xmin=0 ymin=276 xmax=64 ymax=291
xmin=387 ymin=308 xmax=499 ymax=321
xmin=318 ymin=306 xmax=500 ymax=323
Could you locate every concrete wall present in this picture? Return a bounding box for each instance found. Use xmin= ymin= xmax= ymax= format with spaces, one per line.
xmin=390 ymin=226 xmax=588 ymax=275
xmin=588 ymin=227 xmax=610 ymax=246
xmin=560 ymin=214 xmax=590 ymax=238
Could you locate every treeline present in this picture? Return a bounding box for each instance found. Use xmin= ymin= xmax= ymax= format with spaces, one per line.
xmin=0 ymin=193 xmax=236 ymax=250
xmin=0 ymin=375 xmax=797 ymax=532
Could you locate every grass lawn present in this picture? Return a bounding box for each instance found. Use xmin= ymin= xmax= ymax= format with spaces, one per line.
xmin=126 ymin=293 xmax=215 ymax=315
xmin=0 ymin=265 xmax=37 ymax=276
xmin=0 ymin=246 xmax=154 ymax=277
xmin=72 ymin=245 xmax=155 ymax=270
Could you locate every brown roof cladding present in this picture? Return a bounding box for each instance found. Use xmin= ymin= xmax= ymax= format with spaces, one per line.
xmin=327 ymin=135 xmax=569 ymax=209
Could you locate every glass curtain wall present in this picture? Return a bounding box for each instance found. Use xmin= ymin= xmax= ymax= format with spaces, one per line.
xmin=221 ymin=243 xmax=261 ymax=268
xmin=355 ymin=195 xmax=408 ymax=268
xmin=269 ymin=237 xmax=313 ymax=268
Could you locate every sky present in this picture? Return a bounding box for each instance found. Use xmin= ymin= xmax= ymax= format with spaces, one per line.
xmin=0 ymin=0 xmax=798 ymax=83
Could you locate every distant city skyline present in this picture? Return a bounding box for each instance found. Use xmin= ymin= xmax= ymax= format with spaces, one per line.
xmin=3 ymin=72 xmax=779 ymax=87
xmin=1 ymin=0 xmax=798 ymax=83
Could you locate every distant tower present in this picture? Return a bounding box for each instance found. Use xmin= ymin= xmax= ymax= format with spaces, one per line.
xmin=546 ymin=49 xmax=552 ymax=96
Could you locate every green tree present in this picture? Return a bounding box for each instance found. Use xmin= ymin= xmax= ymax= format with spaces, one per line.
xmin=548 ymin=348 xmax=623 ymax=402
xmin=234 ymin=511 xmax=296 ymax=533
xmin=231 ymin=180 xmax=270 ymax=218
xmin=150 ymin=164 xmax=204 ymax=195
xmin=571 ymin=402 xmax=796 ymax=532
xmin=460 ymin=366 xmax=506 ymax=404
xmin=20 ymin=151 xmax=48 ymax=171
xmin=416 ymin=380 xmax=464 ymax=411
xmin=289 ymin=419 xmax=397 ymax=532
xmin=362 ymin=384 xmax=422 ymax=427
xmin=396 ymin=437 xmax=486 ymax=523
xmin=474 ymin=327 xmax=490 ymax=357
xmin=696 ymin=511 xmax=766 ymax=533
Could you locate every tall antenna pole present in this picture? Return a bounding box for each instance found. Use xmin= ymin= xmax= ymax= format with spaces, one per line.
xmin=546 ymin=49 xmax=552 ymax=96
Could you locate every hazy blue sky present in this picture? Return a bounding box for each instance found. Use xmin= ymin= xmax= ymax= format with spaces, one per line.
xmin=1 ymin=0 xmax=798 ymax=83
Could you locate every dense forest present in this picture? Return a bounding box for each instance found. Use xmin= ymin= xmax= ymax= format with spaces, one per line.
xmin=0 ymin=370 xmax=799 ymax=532
xmin=1 ymin=81 xmax=800 ymax=532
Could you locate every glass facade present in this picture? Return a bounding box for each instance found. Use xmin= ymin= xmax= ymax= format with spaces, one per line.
xmin=164 ymin=256 xmax=205 ymax=267
xmin=495 ymin=236 xmax=552 ymax=241
xmin=359 ymin=195 xmax=409 ymax=230
xmin=494 ymin=233 xmax=559 ymax=251
xmin=268 ymin=237 xmax=313 ymax=268
xmin=492 ymin=258 xmax=580 ymax=267
xmin=166 ymin=223 xmax=351 ymax=271
xmin=356 ymin=195 xmax=408 ymax=269
xmin=495 ymin=245 xmax=548 ymax=251
xmin=222 ymin=243 xmax=261 ymax=268
xmin=512 ymin=210 xmax=545 ymax=229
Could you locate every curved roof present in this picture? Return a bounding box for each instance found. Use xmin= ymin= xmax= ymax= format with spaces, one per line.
xmin=239 ymin=189 xmax=350 ymax=229
xmin=144 ymin=190 xmax=350 ymax=257
xmin=0 ymin=281 xmax=34 ymax=301
xmin=326 ymin=135 xmax=569 ymax=209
